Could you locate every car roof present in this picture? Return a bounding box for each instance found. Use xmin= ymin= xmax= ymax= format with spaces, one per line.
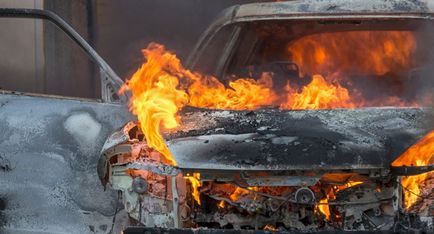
xmin=235 ymin=0 xmax=431 ymax=20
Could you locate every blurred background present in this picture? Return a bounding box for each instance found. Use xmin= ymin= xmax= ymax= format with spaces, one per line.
xmin=0 ymin=0 xmax=259 ymax=99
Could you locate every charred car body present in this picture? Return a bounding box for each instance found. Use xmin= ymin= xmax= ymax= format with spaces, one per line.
xmin=99 ymin=0 xmax=434 ymax=232
xmin=0 ymin=1 xmax=433 ymax=233
xmin=100 ymin=108 xmax=433 ymax=232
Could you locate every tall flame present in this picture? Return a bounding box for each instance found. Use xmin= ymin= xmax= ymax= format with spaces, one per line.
xmin=317 ymin=197 xmax=331 ymax=220
xmin=185 ymin=173 xmax=202 ymax=205
xmin=120 ymin=44 xmax=188 ymax=165
xmin=392 ymin=131 xmax=434 ymax=209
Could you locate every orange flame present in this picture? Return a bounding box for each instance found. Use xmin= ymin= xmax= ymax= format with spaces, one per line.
xmin=185 ymin=173 xmax=202 ymax=205
xmin=392 ymin=131 xmax=434 ymax=209
xmin=120 ymin=44 xmax=188 ymax=165
xmin=317 ymin=197 xmax=331 ymax=220
xmin=263 ymin=224 xmax=278 ymax=231
xmin=121 ymin=44 xmax=277 ymax=163
xmin=122 ymin=31 xmax=419 ymax=165
xmin=188 ymin=72 xmax=276 ymax=110
xmin=316 ymin=181 xmax=363 ymax=220
xmin=282 ymin=74 xmax=355 ymax=109
xmin=229 ymin=187 xmax=253 ymax=201
xmin=287 ymin=31 xmax=416 ymax=76
xmin=119 ymin=28 xmax=433 ymax=221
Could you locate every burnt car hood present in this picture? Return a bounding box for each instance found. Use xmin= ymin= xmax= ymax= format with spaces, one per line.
xmin=165 ymin=107 xmax=434 ymax=171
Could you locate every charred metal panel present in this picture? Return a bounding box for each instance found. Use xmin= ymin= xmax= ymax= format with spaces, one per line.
xmin=167 ymin=107 xmax=434 ymax=171
xmin=0 ymin=93 xmax=133 ymax=233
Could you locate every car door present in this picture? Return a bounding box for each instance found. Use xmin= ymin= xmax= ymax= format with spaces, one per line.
xmin=0 ymin=9 xmax=134 ymax=234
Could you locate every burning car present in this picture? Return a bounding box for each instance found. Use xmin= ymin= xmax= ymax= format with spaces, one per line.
xmin=98 ymin=0 xmax=434 ymax=232
xmin=1 ymin=1 xmax=433 ymax=233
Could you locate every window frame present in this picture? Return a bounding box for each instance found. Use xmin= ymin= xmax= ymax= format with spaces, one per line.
xmin=187 ymin=13 xmax=434 ymax=80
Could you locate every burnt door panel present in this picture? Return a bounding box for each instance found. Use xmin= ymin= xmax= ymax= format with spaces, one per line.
xmin=0 ymin=93 xmax=133 ymax=233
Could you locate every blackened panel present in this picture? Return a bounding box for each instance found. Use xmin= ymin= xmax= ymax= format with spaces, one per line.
xmin=167 ymin=107 xmax=434 ymax=171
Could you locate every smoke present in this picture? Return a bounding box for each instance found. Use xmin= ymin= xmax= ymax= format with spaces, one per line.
xmin=96 ymin=0 xmax=258 ymax=80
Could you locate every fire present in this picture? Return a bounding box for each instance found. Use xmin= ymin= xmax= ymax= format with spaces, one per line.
xmin=119 ymin=44 xmax=188 ymax=165
xmin=263 ymin=224 xmax=278 ymax=231
xmin=229 ymin=187 xmax=251 ymax=201
xmin=282 ymin=75 xmax=355 ymax=109
xmin=122 ymin=31 xmax=419 ymax=166
xmin=188 ymin=72 xmax=277 ymax=110
xmin=121 ymin=44 xmax=278 ymax=163
xmin=185 ymin=173 xmax=202 ymax=205
xmin=335 ymin=181 xmax=363 ymax=192
xmin=316 ymin=180 xmax=363 ymax=220
xmin=317 ymin=197 xmax=331 ymax=220
xmin=227 ymin=187 xmax=260 ymax=202
xmin=392 ymin=130 xmax=434 ymax=209
xmin=287 ymin=31 xmax=415 ymax=76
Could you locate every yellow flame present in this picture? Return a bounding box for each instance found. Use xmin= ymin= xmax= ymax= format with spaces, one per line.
xmin=263 ymin=224 xmax=278 ymax=231
xmin=316 ymin=181 xmax=363 ymax=220
xmin=120 ymin=44 xmax=188 ymax=165
xmin=185 ymin=173 xmax=201 ymax=205
xmin=281 ymin=74 xmax=355 ymax=109
xmin=392 ymin=130 xmax=434 ymax=209
xmin=317 ymin=197 xmax=331 ymax=220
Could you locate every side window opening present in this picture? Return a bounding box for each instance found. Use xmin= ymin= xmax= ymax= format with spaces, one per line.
xmin=192 ymin=24 xmax=237 ymax=77
xmin=0 ymin=17 xmax=100 ymax=99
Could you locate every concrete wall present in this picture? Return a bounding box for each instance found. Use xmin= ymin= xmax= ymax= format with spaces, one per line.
xmin=0 ymin=0 xmax=44 ymax=93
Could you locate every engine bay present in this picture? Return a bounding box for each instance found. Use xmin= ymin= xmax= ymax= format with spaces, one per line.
xmin=99 ymin=121 xmax=433 ymax=232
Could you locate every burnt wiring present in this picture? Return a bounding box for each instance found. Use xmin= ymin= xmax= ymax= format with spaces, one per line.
xmin=207 ymin=183 xmax=394 ymax=210
xmin=138 ymin=197 xmax=143 ymax=224
xmin=228 ymin=181 xmax=394 ymax=206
